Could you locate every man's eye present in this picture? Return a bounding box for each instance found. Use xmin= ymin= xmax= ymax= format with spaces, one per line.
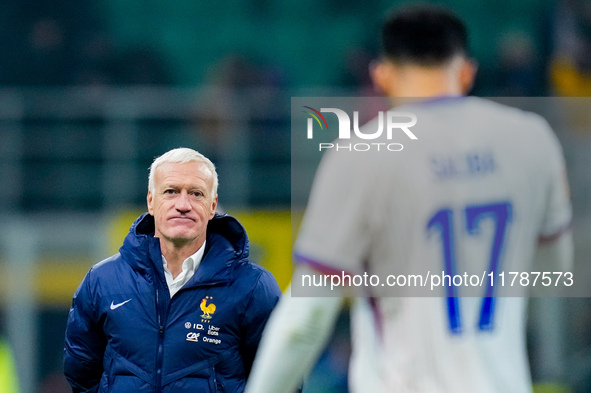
xmin=164 ymin=189 xmax=176 ymax=194
xmin=191 ymin=191 xmax=204 ymax=197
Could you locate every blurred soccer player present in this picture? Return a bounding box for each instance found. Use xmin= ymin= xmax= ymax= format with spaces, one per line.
xmin=246 ymin=4 xmax=573 ymax=393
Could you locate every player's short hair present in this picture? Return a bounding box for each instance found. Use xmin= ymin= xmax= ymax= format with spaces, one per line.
xmin=148 ymin=147 xmax=219 ymax=196
xmin=381 ymin=3 xmax=469 ymax=66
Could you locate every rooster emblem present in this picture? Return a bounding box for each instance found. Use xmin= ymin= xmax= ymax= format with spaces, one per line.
xmin=200 ymin=296 xmax=216 ymax=319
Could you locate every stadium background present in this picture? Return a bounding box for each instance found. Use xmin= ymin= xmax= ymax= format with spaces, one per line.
xmin=0 ymin=0 xmax=591 ymax=392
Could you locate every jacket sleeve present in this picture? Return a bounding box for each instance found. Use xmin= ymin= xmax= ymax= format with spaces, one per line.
xmin=64 ymin=268 xmax=107 ymax=393
xmin=239 ymin=268 xmax=282 ymax=379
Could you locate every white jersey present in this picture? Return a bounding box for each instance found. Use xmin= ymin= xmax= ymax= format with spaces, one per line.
xmin=295 ymin=97 xmax=572 ymax=393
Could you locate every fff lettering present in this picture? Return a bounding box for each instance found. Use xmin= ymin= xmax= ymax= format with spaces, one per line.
xmin=307 ymin=108 xmax=417 ymax=140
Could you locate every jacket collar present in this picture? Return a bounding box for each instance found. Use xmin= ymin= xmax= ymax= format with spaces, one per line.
xmin=120 ymin=213 xmax=250 ymax=286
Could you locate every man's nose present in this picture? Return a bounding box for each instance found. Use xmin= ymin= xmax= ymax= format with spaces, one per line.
xmin=175 ymin=190 xmax=192 ymax=212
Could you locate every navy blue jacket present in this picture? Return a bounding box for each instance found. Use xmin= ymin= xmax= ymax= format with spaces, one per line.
xmin=64 ymin=213 xmax=281 ymax=393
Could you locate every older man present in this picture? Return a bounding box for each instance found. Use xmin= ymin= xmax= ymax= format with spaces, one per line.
xmin=65 ymin=147 xmax=281 ymax=393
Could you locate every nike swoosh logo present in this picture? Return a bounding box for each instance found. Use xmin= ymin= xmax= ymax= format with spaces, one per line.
xmin=110 ymin=299 xmax=132 ymax=310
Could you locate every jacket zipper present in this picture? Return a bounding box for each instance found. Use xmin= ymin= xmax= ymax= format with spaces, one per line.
xmin=213 ymin=364 xmax=223 ymax=393
xmin=155 ymin=288 xmax=166 ymax=393
xmin=155 ymin=282 xmax=222 ymax=392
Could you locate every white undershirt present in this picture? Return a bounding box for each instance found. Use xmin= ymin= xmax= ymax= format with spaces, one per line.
xmin=162 ymin=240 xmax=206 ymax=298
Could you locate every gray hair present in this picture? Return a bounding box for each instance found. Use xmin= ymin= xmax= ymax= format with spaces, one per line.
xmin=148 ymin=148 xmax=218 ymax=196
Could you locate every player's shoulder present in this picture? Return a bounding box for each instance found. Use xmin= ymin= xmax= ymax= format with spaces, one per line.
xmin=231 ymin=261 xmax=282 ymax=309
xmin=235 ymin=260 xmax=280 ymax=289
xmin=466 ymin=97 xmax=552 ymax=132
xmin=444 ymin=97 xmax=559 ymax=147
xmin=85 ymin=253 xmax=125 ymax=282
xmin=420 ymin=96 xmax=542 ymax=123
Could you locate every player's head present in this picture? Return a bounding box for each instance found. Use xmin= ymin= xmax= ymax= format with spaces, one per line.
xmin=147 ymin=148 xmax=218 ymax=249
xmin=381 ymin=3 xmax=468 ymax=66
xmin=371 ymin=3 xmax=476 ymax=97
xmin=148 ymin=147 xmax=219 ymax=197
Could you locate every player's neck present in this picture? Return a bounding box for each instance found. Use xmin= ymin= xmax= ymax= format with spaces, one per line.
xmin=160 ymin=237 xmax=204 ymax=278
xmin=376 ymin=56 xmax=474 ymax=99
xmin=392 ymin=67 xmax=463 ymax=98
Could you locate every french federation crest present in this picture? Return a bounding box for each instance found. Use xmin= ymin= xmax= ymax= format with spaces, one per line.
xmin=200 ymin=296 xmax=216 ymax=320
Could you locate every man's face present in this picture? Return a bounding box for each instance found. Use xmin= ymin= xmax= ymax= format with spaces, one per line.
xmin=147 ymin=161 xmax=218 ymax=249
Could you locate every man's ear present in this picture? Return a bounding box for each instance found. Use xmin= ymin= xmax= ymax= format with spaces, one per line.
xmin=210 ymin=195 xmax=218 ymax=219
xmin=147 ymin=190 xmax=154 ymax=215
xmin=459 ymin=59 xmax=478 ymax=95
xmin=370 ymin=59 xmax=397 ymax=96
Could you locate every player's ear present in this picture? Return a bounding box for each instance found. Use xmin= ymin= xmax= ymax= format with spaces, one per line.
xmin=210 ymin=195 xmax=218 ymax=219
xmin=370 ymin=59 xmax=397 ymax=96
xmin=459 ymin=58 xmax=478 ymax=94
xmin=147 ymin=190 xmax=154 ymax=215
